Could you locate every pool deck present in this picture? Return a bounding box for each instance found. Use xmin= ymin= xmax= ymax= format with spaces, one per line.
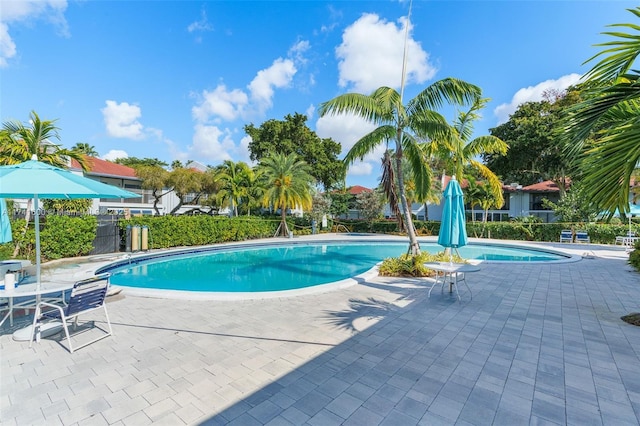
xmin=2 ymin=235 xmax=640 ymax=425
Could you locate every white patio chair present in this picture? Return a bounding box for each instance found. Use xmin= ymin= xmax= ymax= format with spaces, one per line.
xmin=29 ymin=274 xmax=113 ymax=353
xmin=575 ymin=230 xmax=590 ymax=243
xmin=559 ymin=229 xmax=573 ymax=243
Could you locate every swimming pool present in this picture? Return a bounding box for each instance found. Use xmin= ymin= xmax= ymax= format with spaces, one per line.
xmin=101 ymin=240 xmax=572 ymax=297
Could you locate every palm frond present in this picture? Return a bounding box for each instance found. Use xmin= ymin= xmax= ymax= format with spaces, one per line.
xmin=403 ymin=135 xmax=433 ymax=202
xmin=563 ymin=76 xmax=640 ymax=153
xmin=468 ymin=160 xmax=505 ymax=208
xmin=579 ymin=123 xmax=640 ymax=211
xmin=343 ymin=125 xmax=396 ymax=165
xmin=464 ymin=135 xmax=508 ymax=158
xmin=318 ymin=93 xmax=389 ymax=124
xmin=583 ymin=8 xmax=640 ymax=82
xmin=408 ymin=78 xmax=481 ymax=116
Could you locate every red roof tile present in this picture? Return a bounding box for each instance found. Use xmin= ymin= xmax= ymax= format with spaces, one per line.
xmin=521 ymin=180 xmax=567 ymax=192
xmin=70 ymin=156 xmax=138 ymax=179
xmin=348 ymin=185 xmax=372 ymax=195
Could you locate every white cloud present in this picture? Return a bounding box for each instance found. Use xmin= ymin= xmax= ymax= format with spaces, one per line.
xmin=348 ymin=161 xmax=373 ymax=176
xmin=192 ymin=85 xmax=248 ymax=123
xmin=102 ymin=100 xmax=145 ymax=139
xmin=336 ymin=13 xmax=436 ymax=94
xmin=192 ymin=53 xmax=300 ymax=125
xmin=315 ymin=113 xmax=384 ymax=181
xmin=305 ymin=104 xmax=315 ymax=120
xmin=238 ymin=135 xmax=254 ymax=165
xmin=102 ymin=150 xmax=129 ymax=161
xmin=189 ymin=124 xmax=235 ymax=163
xmin=248 ymin=57 xmax=297 ymax=112
xmin=0 ymin=0 xmax=69 ymax=67
xmin=187 ymin=8 xmax=213 ymax=33
xmin=316 ymin=113 xmax=376 ymax=153
xmin=494 ymin=73 xmax=583 ymax=124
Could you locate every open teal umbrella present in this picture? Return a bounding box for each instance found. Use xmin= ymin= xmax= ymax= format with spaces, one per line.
xmin=438 ymin=176 xmax=468 ymax=262
xmin=0 ymin=199 xmax=11 ymax=244
xmin=0 ymin=155 xmax=138 ymax=286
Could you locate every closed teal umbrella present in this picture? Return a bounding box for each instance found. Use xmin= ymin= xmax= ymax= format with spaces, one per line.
xmin=0 ymin=199 xmax=11 ymax=244
xmin=438 ymin=176 xmax=468 ymax=261
xmin=0 ymin=156 xmax=138 ymax=286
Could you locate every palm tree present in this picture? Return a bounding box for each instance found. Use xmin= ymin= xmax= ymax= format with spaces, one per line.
xmin=71 ymin=142 xmax=99 ymax=156
xmin=0 ymin=111 xmax=88 ymax=256
xmin=431 ymin=98 xmax=508 ymax=209
xmin=214 ymin=160 xmax=252 ymax=217
xmin=563 ymin=7 xmax=640 ymax=215
xmin=258 ymin=152 xmax=314 ymax=237
xmin=0 ymin=111 xmax=87 ymax=168
xmin=319 ymin=79 xmax=481 ymax=255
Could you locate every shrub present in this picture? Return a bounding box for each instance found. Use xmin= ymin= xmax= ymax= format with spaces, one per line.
xmin=119 ymin=215 xmax=280 ymax=249
xmin=629 ymin=241 xmax=640 ymax=271
xmin=40 ymin=215 xmax=98 ymax=260
xmin=378 ymin=251 xmax=465 ymax=277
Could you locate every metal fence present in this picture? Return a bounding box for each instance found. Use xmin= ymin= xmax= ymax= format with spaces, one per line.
xmin=89 ymin=222 xmax=122 ymax=255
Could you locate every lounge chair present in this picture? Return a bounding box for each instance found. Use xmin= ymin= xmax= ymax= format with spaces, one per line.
xmin=575 ymin=230 xmax=590 ymax=243
xmin=29 ymin=274 xmax=113 ymax=353
xmin=559 ymin=229 xmax=573 ymax=243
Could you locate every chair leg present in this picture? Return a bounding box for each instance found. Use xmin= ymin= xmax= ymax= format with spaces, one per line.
xmin=28 ymin=304 xmax=41 ymax=349
xmin=103 ymin=304 xmax=113 ymax=336
xmin=61 ymin=320 xmax=74 ymax=353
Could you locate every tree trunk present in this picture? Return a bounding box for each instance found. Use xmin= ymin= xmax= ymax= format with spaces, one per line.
xmin=169 ymin=198 xmax=184 ymax=215
xmin=152 ymin=190 xmax=162 ymax=215
xmin=280 ymin=207 xmax=289 ymax=237
xmin=395 ymin=130 xmax=420 ymax=255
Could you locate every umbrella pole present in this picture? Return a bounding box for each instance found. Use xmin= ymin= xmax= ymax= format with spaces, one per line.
xmin=34 ymin=194 xmax=41 ymax=288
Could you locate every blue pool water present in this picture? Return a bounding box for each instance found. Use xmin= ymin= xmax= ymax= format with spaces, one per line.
xmin=105 ymin=241 xmax=568 ymax=293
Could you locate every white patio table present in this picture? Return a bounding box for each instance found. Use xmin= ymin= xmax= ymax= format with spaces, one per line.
xmin=424 ymin=262 xmax=481 ymax=301
xmin=0 ymin=281 xmax=73 ymax=337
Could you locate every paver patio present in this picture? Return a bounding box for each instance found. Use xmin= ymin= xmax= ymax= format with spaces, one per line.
xmin=1 ymin=237 xmax=639 ymax=425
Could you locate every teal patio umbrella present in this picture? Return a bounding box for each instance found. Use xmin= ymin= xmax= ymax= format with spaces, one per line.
xmin=0 ymin=199 xmax=11 ymax=243
xmin=438 ymin=176 xmax=468 ymax=262
xmin=0 ymin=155 xmax=139 ymax=286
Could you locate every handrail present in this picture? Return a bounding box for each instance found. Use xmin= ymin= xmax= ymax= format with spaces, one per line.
xmin=333 ymin=224 xmax=350 ymax=233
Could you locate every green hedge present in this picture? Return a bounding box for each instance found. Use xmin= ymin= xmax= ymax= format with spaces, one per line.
xmin=119 ymin=216 xmax=282 ymax=249
xmin=330 ymin=219 xmax=638 ymax=245
xmin=0 ymin=215 xmax=98 ymax=262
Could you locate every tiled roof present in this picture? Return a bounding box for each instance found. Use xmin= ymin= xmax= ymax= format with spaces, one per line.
xmin=441 ymin=175 xmax=470 ymax=189
xmin=348 ymin=185 xmax=372 ymax=195
xmin=70 ymin=156 xmax=139 ymax=179
xmin=521 ymin=180 xmax=568 ymax=192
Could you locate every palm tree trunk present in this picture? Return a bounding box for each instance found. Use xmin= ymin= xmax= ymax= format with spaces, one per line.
xmin=280 ymin=208 xmax=289 ymax=237
xmin=395 ymin=132 xmax=420 ymax=255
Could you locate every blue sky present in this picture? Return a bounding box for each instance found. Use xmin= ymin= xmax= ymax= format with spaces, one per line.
xmin=1 ymin=0 xmax=637 ymax=189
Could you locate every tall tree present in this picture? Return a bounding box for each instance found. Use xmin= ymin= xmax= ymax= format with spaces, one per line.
xmin=486 ymin=90 xmax=580 ymax=194
xmin=319 ymin=79 xmax=481 ymax=255
xmin=245 ymin=113 xmax=345 ymax=190
xmin=165 ymin=168 xmax=204 ymax=215
xmin=563 ymin=7 xmax=640 ymax=216
xmin=214 ymin=160 xmax=253 ymax=217
xmin=133 ymin=165 xmax=171 ymax=215
xmin=258 ymin=152 xmax=314 ymax=237
xmin=434 ymin=98 xmax=508 ymax=208
xmin=71 ymin=142 xmax=98 ymax=156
